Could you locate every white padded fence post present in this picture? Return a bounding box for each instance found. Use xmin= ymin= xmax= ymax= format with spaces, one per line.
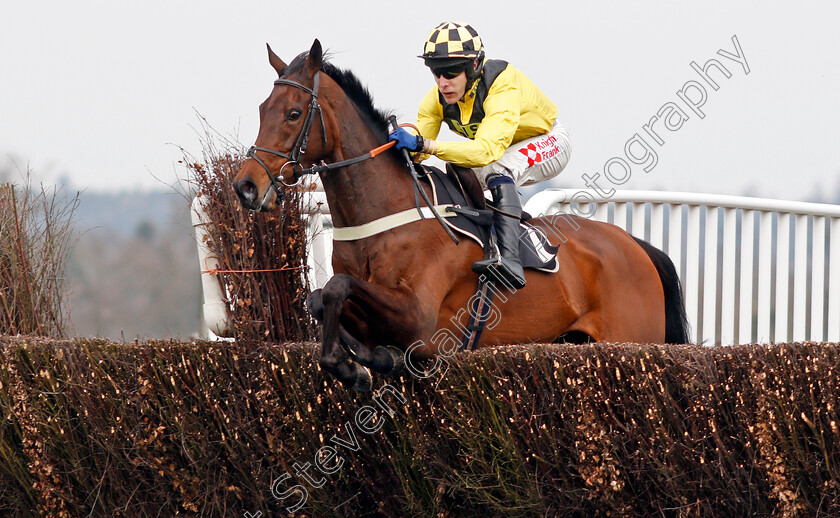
xmin=306 ymin=213 xmax=333 ymax=290
xmin=191 ymin=196 xmax=232 ymax=338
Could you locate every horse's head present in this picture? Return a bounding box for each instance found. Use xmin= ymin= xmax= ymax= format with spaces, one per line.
xmin=234 ymin=39 xmax=332 ymax=212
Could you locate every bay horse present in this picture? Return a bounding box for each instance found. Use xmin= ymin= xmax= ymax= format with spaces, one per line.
xmin=234 ymin=40 xmax=690 ymax=390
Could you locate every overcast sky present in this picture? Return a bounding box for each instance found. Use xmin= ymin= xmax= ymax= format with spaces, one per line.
xmin=2 ymin=1 xmax=839 ymax=203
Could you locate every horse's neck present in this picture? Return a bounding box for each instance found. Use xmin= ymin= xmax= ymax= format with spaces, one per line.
xmin=320 ymin=129 xmax=418 ymax=229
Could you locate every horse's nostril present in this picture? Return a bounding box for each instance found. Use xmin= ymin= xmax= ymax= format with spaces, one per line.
xmin=237 ymin=180 xmax=258 ymax=202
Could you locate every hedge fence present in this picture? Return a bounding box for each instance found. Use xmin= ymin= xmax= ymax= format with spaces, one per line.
xmin=1 ymin=336 xmax=838 ymax=517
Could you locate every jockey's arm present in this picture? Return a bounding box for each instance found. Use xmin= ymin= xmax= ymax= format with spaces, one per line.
xmin=416 ymin=86 xmax=443 ymax=139
xmin=413 ymin=87 xmax=443 ymax=162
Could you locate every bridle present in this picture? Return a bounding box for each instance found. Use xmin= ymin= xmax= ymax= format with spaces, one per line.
xmin=246 ymin=71 xmax=395 ymax=198
xmin=246 ymin=72 xmax=327 ymax=196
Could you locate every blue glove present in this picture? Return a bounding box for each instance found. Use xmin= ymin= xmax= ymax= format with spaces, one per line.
xmin=389 ymin=127 xmax=423 ymax=152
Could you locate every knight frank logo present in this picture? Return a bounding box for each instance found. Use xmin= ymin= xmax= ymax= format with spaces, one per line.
xmin=519 ymin=143 xmax=541 ymax=167
xmin=519 ymin=135 xmax=561 ymax=167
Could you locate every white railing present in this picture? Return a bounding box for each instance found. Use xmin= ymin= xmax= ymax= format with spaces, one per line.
xmin=196 ymin=189 xmax=840 ymax=345
xmin=525 ymin=189 xmax=840 ymax=345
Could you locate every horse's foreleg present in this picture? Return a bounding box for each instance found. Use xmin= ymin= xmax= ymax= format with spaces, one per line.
xmin=306 ymin=289 xmax=325 ymax=321
xmin=304 ymin=284 xmax=367 ymax=390
xmin=319 ymin=274 xmax=428 ymax=384
xmin=310 ymin=287 xmax=404 ymax=377
xmin=330 ymin=325 xmax=404 ymax=377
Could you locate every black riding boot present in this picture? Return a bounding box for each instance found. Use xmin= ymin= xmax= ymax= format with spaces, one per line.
xmin=471 ymin=180 xmax=526 ymax=289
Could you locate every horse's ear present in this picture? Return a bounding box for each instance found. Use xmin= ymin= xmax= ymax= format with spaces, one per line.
xmin=305 ymin=39 xmax=323 ymax=72
xmin=266 ymin=43 xmax=286 ymax=77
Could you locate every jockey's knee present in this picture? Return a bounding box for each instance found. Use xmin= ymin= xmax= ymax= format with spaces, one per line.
xmin=473 ymin=163 xmax=515 ymax=190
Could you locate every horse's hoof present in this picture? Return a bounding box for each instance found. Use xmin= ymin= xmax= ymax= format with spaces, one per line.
xmin=375 ymin=346 xmax=405 ymax=376
xmin=351 ymin=366 xmax=373 ymax=392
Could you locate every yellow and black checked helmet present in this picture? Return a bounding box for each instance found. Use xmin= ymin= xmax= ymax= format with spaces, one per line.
xmin=419 ymin=21 xmax=485 ymax=68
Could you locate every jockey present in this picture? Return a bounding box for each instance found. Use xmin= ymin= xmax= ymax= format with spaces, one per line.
xmin=389 ymin=21 xmax=571 ymax=289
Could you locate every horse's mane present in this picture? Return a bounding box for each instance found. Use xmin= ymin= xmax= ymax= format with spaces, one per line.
xmin=283 ymin=52 xmax=393 ymax=137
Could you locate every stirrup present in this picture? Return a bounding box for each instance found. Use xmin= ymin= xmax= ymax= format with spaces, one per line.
xmin=471 ymin=257 xmax=526 ymax=289
xmin=471 ymin=241 xmax=504 ymax=276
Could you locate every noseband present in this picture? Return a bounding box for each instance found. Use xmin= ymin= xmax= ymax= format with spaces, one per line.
xmin=247 ymin=72 xmax=328 ymax=194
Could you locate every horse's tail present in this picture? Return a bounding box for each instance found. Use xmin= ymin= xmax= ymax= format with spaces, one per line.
xmin=632 ymin=237 xmax=691 ymax=344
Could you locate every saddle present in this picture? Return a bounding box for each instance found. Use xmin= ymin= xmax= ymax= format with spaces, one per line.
xmin=416 ymin=163 xmax=559 ymax=274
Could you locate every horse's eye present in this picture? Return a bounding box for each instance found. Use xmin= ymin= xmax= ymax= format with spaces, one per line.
xmin=287 ymin=109 xmax=302 ymax=121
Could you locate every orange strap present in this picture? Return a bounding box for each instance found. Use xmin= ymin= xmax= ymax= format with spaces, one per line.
xmin=398 ymin=122 xmax=420 ymax=132
xmin=369 ymin=140 xmax=396 ymax=158
xmin=370 ymin=124 xmax=421 ymax=158
xmin=202 ymin=266 xmax=307 ymax=275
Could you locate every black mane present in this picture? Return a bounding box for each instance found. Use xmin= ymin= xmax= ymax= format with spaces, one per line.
xmin=283 ymin=52 xmax=393 ymax=137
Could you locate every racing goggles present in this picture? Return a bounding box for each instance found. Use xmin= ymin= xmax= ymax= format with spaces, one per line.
xmin=431 ymin=63 xmax=470 ymax=79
